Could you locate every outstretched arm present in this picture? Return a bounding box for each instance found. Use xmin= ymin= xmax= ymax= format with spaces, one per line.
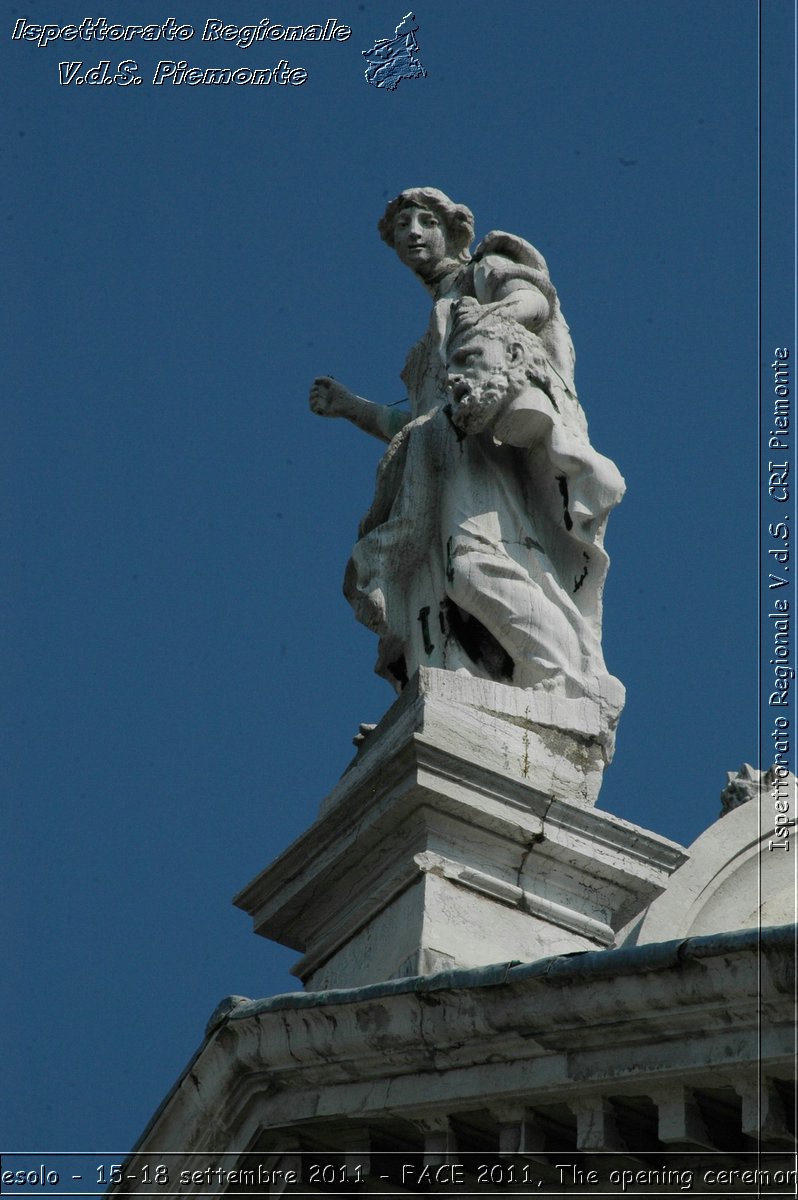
xmin=309 ymin=377 xmax=411 ymax=443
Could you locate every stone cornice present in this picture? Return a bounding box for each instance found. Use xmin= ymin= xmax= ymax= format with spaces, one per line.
xmin=128 ymin=925 xmax=795 ymax=1157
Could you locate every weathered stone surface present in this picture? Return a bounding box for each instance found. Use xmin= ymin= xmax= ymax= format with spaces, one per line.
xmin=310 ymin=189 xmax=624 ymax=763
xmin=235 ymin=670 xmax=686 ymax=990
xmin=337 ymin=666 xmax=621 ymax=807
xmin=114 ymin=927 xmax=796 ymax=1182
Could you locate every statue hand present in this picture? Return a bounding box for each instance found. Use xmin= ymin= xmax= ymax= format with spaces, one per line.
xmin=309 ymin=379 xmax=397 ymax=442
xmin=455 ymin=296 xmax=481 ymax=316
xmin=309 ymin=376 xmax=355 ymax=419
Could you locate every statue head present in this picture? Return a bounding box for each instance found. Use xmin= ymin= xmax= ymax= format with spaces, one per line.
xmin=379 ymin=188 xmax=474 ymax=276
xmin=444 ymin=299 xmax=551 ymax=435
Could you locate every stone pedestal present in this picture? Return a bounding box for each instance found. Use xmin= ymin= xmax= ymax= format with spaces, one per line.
xmin=235 ymin=670 xmax=686 ymax=990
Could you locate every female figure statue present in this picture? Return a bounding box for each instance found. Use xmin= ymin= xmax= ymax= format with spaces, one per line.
xmin=310 ymin=188 xmax=624 ymax=735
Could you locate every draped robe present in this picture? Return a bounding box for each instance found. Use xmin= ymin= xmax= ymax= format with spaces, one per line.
xmin=344 ymin=233 xmax=625 ymax=728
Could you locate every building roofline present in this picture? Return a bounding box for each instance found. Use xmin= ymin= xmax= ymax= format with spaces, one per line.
xmin=130 ymin=923 xmax=795 ymax=1154
xmin=216 ymin=922 xmax=794 ymax=1024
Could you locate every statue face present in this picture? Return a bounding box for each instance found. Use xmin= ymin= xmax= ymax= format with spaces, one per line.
xmin=446 ymin=331 xmax=517 ymax=435
xmin=392 ymin=205 xmax=449 ymax=274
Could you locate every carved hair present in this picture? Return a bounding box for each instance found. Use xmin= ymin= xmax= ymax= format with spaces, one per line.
xmin=378 ymin=188 xmax=474 ymax=261
xmin=445 ymin=300 xmax=589 ymax=436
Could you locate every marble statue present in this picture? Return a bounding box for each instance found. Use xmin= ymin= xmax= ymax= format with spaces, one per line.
xmin=310 ymin=188 xmax=624 ymax=729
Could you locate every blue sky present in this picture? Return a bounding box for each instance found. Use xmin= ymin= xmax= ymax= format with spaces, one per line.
xmin=3 ymin=0 xmax=793 ymax=1160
